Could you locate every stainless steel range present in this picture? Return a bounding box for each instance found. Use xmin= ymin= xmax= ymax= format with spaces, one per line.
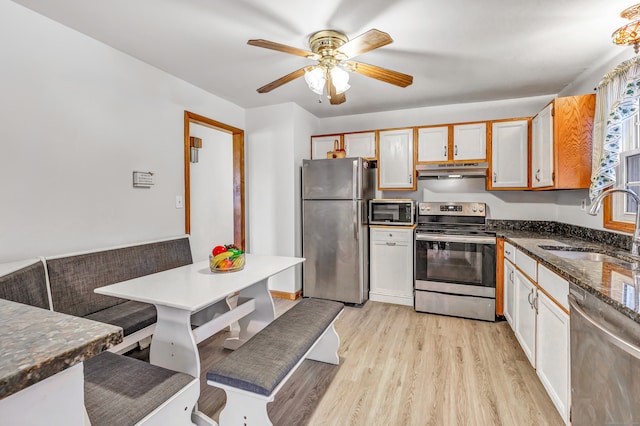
xmin=414 ymin=202 xmax=496 ymax=321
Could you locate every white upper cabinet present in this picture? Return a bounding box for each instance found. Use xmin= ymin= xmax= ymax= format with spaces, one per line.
xmin=531 ymin=103 xmax=554 ymax=188
xmin=490 ymin=120 xmax=529 ymax=189
xmin=311 ymin=135 xmax=340 ymax=159
xmin=378 ymin=128 xmax=415 ymax=190
xmin=453 ymin=123 xmax=487 ymax=161
xmin=344 ymin=132 xmax=376 ymax=158
xmin=417 ymin=126 xmax=449 ymax=162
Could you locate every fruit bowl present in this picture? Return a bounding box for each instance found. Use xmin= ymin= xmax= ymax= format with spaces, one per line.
xmin=209 ymin=245 xmax=245 ymax=273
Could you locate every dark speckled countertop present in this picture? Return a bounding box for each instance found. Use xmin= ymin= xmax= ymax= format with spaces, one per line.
xmin=496 ymin=226 xmax=640 ymax=324
xmin=0 ymin=299 xmax=123 ymax=400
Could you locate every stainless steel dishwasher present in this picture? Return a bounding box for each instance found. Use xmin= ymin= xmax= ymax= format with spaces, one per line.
xmin=569 ymin=284 xmax=640 ymax=425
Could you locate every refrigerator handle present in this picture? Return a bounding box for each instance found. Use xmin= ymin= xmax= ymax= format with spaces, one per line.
xmin=352 ymin=159 xmax=359 ymax=200
xmin=353 ymin=199 xmax=358 ymax=240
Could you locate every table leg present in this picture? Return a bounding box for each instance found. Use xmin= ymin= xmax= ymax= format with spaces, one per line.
xmin=223 ymin=278 xmax=275 ymax=350
xmin=150 ymin=305 xmax=200 ymax=378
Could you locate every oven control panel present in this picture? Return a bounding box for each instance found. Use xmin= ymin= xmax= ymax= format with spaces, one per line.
xmin=418 ymin=202 xmax=486 ymax=217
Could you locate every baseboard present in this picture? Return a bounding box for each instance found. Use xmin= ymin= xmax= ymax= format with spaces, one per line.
xmin=369 ymin=291 xmax=414 ymax=307
xmin=270 ymin=290 xmax=302 ymax=300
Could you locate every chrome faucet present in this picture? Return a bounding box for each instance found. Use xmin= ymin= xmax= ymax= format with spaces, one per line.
xmin=589 ymin=188 xmax=640 ymax=256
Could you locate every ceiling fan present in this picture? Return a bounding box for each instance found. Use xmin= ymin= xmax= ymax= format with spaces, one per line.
xmin=247 ymin=29 xmax=413 ymax=105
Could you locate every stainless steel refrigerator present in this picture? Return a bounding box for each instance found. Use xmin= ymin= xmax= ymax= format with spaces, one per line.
xmin=302 ymin=158 xmax=375 ymax=304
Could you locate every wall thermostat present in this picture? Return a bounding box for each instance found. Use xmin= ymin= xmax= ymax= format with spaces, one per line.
xmin=133 ymin=171 xmax=154 ymax=188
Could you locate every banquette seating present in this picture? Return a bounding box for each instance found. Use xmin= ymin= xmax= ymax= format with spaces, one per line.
xmin=0 ymin=236 xmax=200 ymax=425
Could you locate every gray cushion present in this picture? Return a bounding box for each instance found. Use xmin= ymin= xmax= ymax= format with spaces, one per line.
xmin=207 ymin=298 xmax=343 ymax=396
xmin=0 ymin=261 xmax=49 ymax=310
xmin=84 ymin=301 xmax=156 ymax=336
xmin=48 ymin=237 xmax=192 ymax=317
xmin=84 ymin=351 xmax=195 ymax=426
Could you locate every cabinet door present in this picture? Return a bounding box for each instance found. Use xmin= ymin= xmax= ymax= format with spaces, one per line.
xmin=311 ymin=135 xmax=340 ymax=159
xmin=417 ymin=126 xmax=449 ymax=162
xmin=536 ymin=291 xmax=570 ymax=424
xmin=503 ymin=259 xmax=516 ymax=329
xmin=514 ymin=269 xmax=537 ymax=367
xmin=531 ymin=103 xmax=554 ymax=187
xmin=490 ymin=120 xmax=529 ymax=188
xmin=344 ymin=132 xmax=376 ymax=158
xmin=369 ymin=228 xmax=414 ymax=306
xmin=378 ymin=129 xmax=415 ymax=190
xmin=453 ymin=123 xmax=487 ymax=161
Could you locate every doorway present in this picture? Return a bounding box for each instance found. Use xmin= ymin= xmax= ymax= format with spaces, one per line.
xmin=184 ymin=111 xmax=245 ymax=259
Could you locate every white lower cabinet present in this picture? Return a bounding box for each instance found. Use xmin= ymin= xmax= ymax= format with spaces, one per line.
xmin=536 ymin=291 xmax=570 ymax=424
xmin=369 ymin=227 xmax=414 ymax=306
xmin=505 ymin=244 xmax=570 ymax=425
xmin=503 ymin=259 xmax=515 ymax=327
xmin=514 ymin=269 xmax=537 ymax=367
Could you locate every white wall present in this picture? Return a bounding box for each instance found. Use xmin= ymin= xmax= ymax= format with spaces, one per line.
xmin=0 ymin=1 xmax=245 ymax=262
xmin=246 ymin=102 xmax=319 ymax=293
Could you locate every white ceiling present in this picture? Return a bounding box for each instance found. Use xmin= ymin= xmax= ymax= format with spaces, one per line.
xmin=11 ymin=0 xmax=636 ymax=118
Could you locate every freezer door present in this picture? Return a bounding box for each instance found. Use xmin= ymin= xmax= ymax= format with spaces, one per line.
xmin=303 ymin=199 xmax=368 ymax=304
xmin=302 ymin=158 xmax=364 ymax=200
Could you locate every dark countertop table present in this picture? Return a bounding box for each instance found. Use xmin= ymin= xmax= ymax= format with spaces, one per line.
xmin=0 ymin=299 xmax=123 ymax=399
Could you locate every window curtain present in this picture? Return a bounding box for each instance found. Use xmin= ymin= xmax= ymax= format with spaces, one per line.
xmin=590 ymin=56 xmax=640 ymax=200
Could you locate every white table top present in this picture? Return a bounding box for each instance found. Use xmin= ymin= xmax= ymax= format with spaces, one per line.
xmin=95 ymin=254 xmax=304 ymax=312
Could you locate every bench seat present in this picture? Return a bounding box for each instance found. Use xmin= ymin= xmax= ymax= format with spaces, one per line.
xmin=84 ymin=351 xmax=199 ymax=426
xmin=0 ymin=259 xmax=50 ymax=310
xmin=84 ymin=300 xmax=157 ymax=337
xmin=207 ymin=298 xmax=343 ymax=424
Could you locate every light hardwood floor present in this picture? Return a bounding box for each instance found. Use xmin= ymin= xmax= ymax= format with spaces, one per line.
xmin=196 ymin=300 xmax=563 ymax=425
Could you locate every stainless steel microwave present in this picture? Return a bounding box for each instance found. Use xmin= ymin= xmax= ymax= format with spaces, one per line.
xmin=369 ymin=199 xmax=415 ymax=226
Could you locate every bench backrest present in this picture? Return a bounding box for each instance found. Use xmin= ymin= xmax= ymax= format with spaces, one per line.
xmin=47 ymin=237 xmax=192 ymax=317
xmin=0 ymin=259 xmax=50 ymax=310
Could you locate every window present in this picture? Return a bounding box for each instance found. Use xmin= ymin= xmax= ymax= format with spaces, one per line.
xmin=604 ymin=106 xmax=640 ymax=232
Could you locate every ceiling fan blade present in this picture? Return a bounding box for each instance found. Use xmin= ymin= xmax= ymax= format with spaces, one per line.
xmin=247 ymin=39 xmax=320 ymax=60
xmin=257 ymin=67 xmax=308 ymax=93
xmin=337 ymin=29 xmax=393 ymax=59
xmin=345 ymin=61 xmax=413 ymax=87
xmin=327 ymin=75 xmax=346 ymax=105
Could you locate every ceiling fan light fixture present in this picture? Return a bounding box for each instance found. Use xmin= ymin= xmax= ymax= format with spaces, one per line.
xmin=304 ymin=67 xmax=325 ymax=95
xmin=612 ymin=3 xmax=640 ymax=53
xmin=330 ymin=66 xmax=350 ymax=94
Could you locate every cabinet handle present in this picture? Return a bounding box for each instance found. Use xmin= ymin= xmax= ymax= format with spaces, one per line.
xmin=444 ymin=146 xmax=448 ymax=158
xmin=527 ymin=288 xmax=534 ymax=308
xmin=535 ymin=169 xmax=541 ymax=182
xmin=505 ymin=250 xmax=511 ymax=256
xmin=454 ymin=144 xmax=458 ymax=156
xmin=409 ymin=173 xmax=412 ymax=185
xmin=509 ymin=270 xmax=514 ymax=282
xmin=533 ymin=293 xmax=539 ymax=312
xmin=493 ymin=172 xmax=497 ymax=183
xmin=386 ymin=242 xmax=397 ymax=246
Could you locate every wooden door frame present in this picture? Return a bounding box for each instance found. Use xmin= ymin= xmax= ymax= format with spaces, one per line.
xmin=184 ymin=111 xmax=245 ymax=249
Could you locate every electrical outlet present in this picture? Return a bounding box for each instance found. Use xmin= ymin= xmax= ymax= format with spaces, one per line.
xmin=580 ymin=199 xmax=587 ymax=212
xmin=175 ymin=195 xmax=184 ymax=209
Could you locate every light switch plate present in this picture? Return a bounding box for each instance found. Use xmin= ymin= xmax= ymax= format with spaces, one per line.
xmin=175 ymin=195 xmax=184 ymax=209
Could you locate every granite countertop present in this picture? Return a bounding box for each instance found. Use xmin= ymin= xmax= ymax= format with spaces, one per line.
xmin=497 ymin=229 xmax=640 ymax=323
xmin=0 ymin=299 xmax=123 ymax=399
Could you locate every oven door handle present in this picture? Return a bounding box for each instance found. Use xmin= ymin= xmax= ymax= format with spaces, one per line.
xmin=415 ymin=234 xmax=496 ymax=245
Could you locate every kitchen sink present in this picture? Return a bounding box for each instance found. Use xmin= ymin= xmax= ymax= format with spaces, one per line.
xmin=537 ymin=245 xmax=633 ymax=266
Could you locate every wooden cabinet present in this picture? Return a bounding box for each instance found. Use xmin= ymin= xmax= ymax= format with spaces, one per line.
xmin=531 ymin=104 xmax=554 ymax=188
xmin=344 ymin=131 xmax=376 ymax=159
xmin=453 ymin=122 xmax=487 ymax=161
xmin=417 ymin=126 xmax=449 ymax=162
xmin=514 ymin=268 xmax=537 ymax=367
xmin=369 ymin=227 xmax=414 ymax=306
xmin=489 ymin=119 xmax=530 ymax=189
xmin=417 ymin=122 xmax=487 ymax=164
xmin=531 ymin=94 xmax=596 ymax=189
xmin=311 ymin=135 xmax=341 ymax=159
xmin=378 ymin=128 xmax=416 ymax=190
xmin=536 ymin=291 xmax=570 ymax=424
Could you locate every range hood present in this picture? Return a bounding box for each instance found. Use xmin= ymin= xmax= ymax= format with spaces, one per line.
xmin=416 ymin=162 xmax=489 ymax=179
